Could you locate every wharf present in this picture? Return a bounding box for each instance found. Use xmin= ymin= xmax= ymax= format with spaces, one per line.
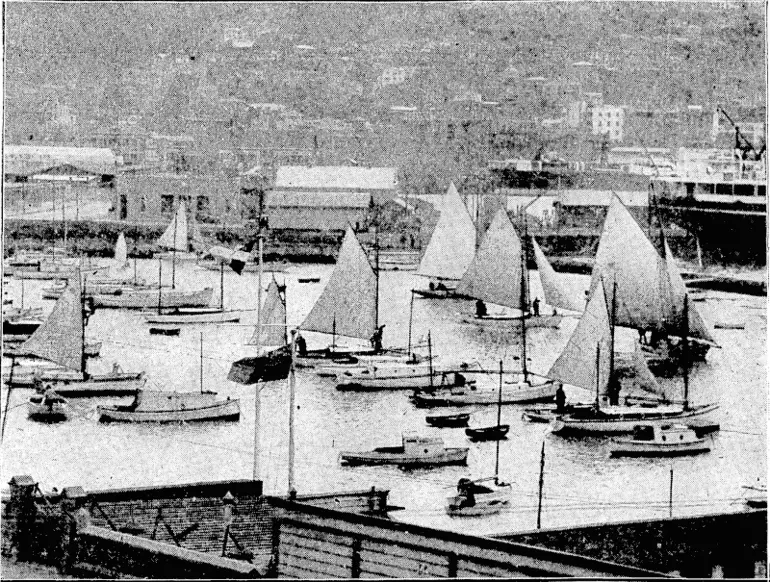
xmin=2 ymin=475 xmax=671 ymax=579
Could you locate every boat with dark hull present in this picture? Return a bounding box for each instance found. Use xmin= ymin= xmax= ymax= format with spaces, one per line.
xmin=339 ymin=434 xmax=468 ymax=467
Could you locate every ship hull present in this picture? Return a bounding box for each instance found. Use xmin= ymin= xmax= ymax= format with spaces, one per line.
xmin=551 ymin=403 xmax=719 ymax=435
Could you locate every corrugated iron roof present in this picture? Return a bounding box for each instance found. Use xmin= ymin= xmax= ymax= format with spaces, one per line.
xmin=275 ymin=165 xmax=397 ymax=190
xmin=269 ymin=190 xmax=372 ymax=208
xmin=4 ymin=145 xmax=117 ymax=176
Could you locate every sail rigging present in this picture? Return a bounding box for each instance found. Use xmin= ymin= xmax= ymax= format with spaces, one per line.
xmin=588 ymin=194 xmax=714 ymax=344
xmin=249 ymin=278 xmax=287 ymax=348
xmin=532 ymin=236 xmax=584 ymax=312
xmin=16 ymin=274 xmax=84 ymax=372
xmin=300 ymin=226 xmax=377 ymax=340
xmin=417 ymin=182 xmax=477 ymax=281
xmin=157 ymin=201 xmax=189 ymax=251
xmin=548 ymin=281 xmax=612 ymax=395
xmin=455 ymin=208 xmax=525 ymax=309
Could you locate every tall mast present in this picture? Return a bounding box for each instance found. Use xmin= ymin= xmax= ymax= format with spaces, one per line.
xmin=682 ymin=294 xmax=690 ymax=410
xmin=494 ymin=360 xmax=503 ymax=484
xmin=520 ymin=244 xmax=529 ymax=383
xmin=608 ymin=278 xmax=618 ymax=405
xmin=287 ymin=329 xmax=297 ymax=496
xmin=200 ymin=332 xmax=204 ymax=394
xmin=253 ymin=191 xmax=265 ymax=482
xmin=81 ymin=274 xmax=87 ymax=378
xmin=220 ymin=262 xmax=225 ymax=311
xmin=374 ymin=222 xmax=380 ymax=332
xmin=171 ymin=204 xmax=177 ymax=290
xmin=157 ymin=259 xmax=163 ymax=315
xmin=594 ymin=343 xmax=601 ymax=411
xmin=407 ymin=290 xmax=415 ymax=356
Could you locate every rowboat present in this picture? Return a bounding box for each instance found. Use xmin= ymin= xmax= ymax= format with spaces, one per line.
xmin=609 ymin=424 xmax=712 ymax=457
xmin=97 ymin=390 xmax=240 ymax=423
xmin=465 ymin=424 xmax=510 ymax=441
xmin=27 ymin=390 xmax=68 ymax=423
xmin=425 ymin=412 xmax=471 ymax=428
xmin=339 ymin=434 xmax=468 ymax=467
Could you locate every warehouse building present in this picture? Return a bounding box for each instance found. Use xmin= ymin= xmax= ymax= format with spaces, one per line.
xmin=266 ymin=165 xmax=398 ymax=230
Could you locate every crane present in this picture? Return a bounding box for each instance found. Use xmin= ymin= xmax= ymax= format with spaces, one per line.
xmin=717 ymin=106 xmax=765 ymax=160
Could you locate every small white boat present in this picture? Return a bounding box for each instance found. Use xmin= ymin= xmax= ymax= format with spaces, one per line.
xmin=462 ymin=313 xmax=562 ymax=328
xmin=27 ymin=389 xmax=68 ymax=422
xmin=336 ymin=367 xmax=470 ymax=391
xmin=610 ymin=424 xmax=712 ymax=457
xmin=143 ymin=308 xmax=241 ymax=324
xmin=339 ymin=433 xmax=469 ymax=467
xmin=412 ymin=374 xmax=558 ymax=406
xmin=92 ymin=287 xmax=213 ymax=309
xmin=315 ymin=353 xmax=429 ymax=377
xmin=446 ymin=477 xmax=512 ymax=517
xmin=97 ymin=390 xmax=240 ymax=423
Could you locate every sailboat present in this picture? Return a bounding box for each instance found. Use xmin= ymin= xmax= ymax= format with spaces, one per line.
xmin=97 ymin=333 xmax=239 ymax=423
xmin=550 ymin=281 xmax=719 ymax=435
xmin=447 ymin=363 xmax=512 ymax=516
xmin=143 ymin=253 xmax=242 ymax=324
xmin=156 ymin=201 xmax=201 ymax=264
xmin=296 ymin=226 xmax=408 ymax=365
xmin=531 ymin=236 xmax=585 ymax=314
xmin=456 ymin=209 xmax=561 ymax=328
xmin=7 ymin=273 xmax=145 ymax=397
xmin=228 ymin=277 xmax=293 ymax=384
xmin=588 ymin=194 xmax=717 ymax=372
xmin=413 ymin=182 xmax=477 ymax=299
xmin=92 ymin=214 xmax=214 ymax=309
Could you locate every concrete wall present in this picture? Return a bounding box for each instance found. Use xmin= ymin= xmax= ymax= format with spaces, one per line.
xmin=498 ymin=510 xmax=767 ymax=578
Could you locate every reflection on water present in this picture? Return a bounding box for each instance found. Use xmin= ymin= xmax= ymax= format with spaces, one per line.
xmin=1 ymin=259 xmax=766 ymax=536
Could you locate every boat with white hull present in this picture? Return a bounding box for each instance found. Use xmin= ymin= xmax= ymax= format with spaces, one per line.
xmin=553 ymin=402 xmax=719 ymax=435
xmin=97 ymin=390 xmax=240 ymax=423
xmin=336 ymin=367 xmax=471 ymax=391
xmin=462 ymin=313 xmax=562 ymax=328
xmin=92 ymin=287 xmax=213 ymax=309
xmin=27 ymin=390 xmax=68 ymax=422
xmin=609 ymin=424 xmax=712 ymax=457
xmin=446 ymin=477 xmax=512 ymax=517
xmin=412 ymin=374 xmax=558 ymax=406
xmin=339 ymin=433 xmax=468 ymax=467
xmin=143 ymin=308 xmax=240 ymax=324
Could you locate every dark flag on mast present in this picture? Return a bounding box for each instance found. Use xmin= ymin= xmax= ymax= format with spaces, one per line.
xmin=207 ymin=245 xmax=252 ymax=275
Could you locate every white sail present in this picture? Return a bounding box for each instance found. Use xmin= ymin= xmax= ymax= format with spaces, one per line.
xmin=301 ymin=226 xmax=377 ymax=340
xmin=455 ymin=208 xmax=525 ymax=309
xmin=417 ymin=182 xmax=477 ymax=281
xmin=548 ymin=282 xmax=612 ymax=395
xmin=16 ymin=275 xmax=83 ymax=372
xmin=113 ymin=233 xmax=128 ymax=269
xmin=249 ymin=278 xmax=287 ymax=347
xmin=157 ymin=201 xmax=189 ymax=251
xmin=663 ymin=241 xmax=715 ymax=343
xmin=532 ymin=236 xmax=584 ymax=313
xmin=188 ymin=212 xmax=208 ymax=253
xmin=588 ymin=194 xmax=674 ymax=332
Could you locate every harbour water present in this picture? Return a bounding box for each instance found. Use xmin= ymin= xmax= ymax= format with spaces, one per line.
xmin=1 ymin=258 xmax=766 ymax=537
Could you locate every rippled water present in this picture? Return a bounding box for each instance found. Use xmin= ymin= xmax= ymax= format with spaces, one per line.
xmin=2 ymin=259 xmax=766 ymax=536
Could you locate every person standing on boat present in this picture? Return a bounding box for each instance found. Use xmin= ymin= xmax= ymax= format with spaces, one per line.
xmin=296 ymin=333 xmax=307 ymax=356
xmin=370 ymin=325 xmax=385 ymax=352
xmin=532 ymin=297 xmax=541 ymax=317
xmin=475 ymin=300 xmax=487 ymax=318
xmin=554 ymin=383 xmax=566 ymax=412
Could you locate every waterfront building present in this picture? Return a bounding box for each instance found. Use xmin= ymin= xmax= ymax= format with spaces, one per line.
xmin=266 ymin=165 xmax=398 ymax=230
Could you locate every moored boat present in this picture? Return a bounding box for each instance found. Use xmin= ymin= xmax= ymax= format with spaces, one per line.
xmin=609 ymin=424 xmax=712 ymax=457
xmin=446 ymin=477 xmax=512 ymax=517
xmin=97 ymin=390 xmax=240 ymax=423
xmin=27 ymin=389 xmax=68 ymax=423
xmin=92 ymin=287 xmax=214 ymax=309
xmin=339 ymin=433 xmax=468 ymax=467
xmin=143 ymin=308 xmax=240 ymax=324
xmin=461 ymin=313 xmax=562 ymax=328
xmin=465 ymin=424 xmax=510 ymax=441
xmin=336 ymin=367 xmax=470 ymax=391
xmin=412 ymin=372 xmax=558 ymax=407
xmin=425 ymin=412 xmax=471 ymax=428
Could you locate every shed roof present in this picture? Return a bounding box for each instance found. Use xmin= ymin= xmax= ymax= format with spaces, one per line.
xmin=4 ymin=145 xmax=117 ymax=176
xmin=269 ymin=191 xmax=372 ymax=208
xmin=275 ymin=166 xmax=397 ymax=191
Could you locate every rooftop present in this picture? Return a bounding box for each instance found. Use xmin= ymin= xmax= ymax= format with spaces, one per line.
xmin=275 ymin=165 xmax=398 ymax=190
